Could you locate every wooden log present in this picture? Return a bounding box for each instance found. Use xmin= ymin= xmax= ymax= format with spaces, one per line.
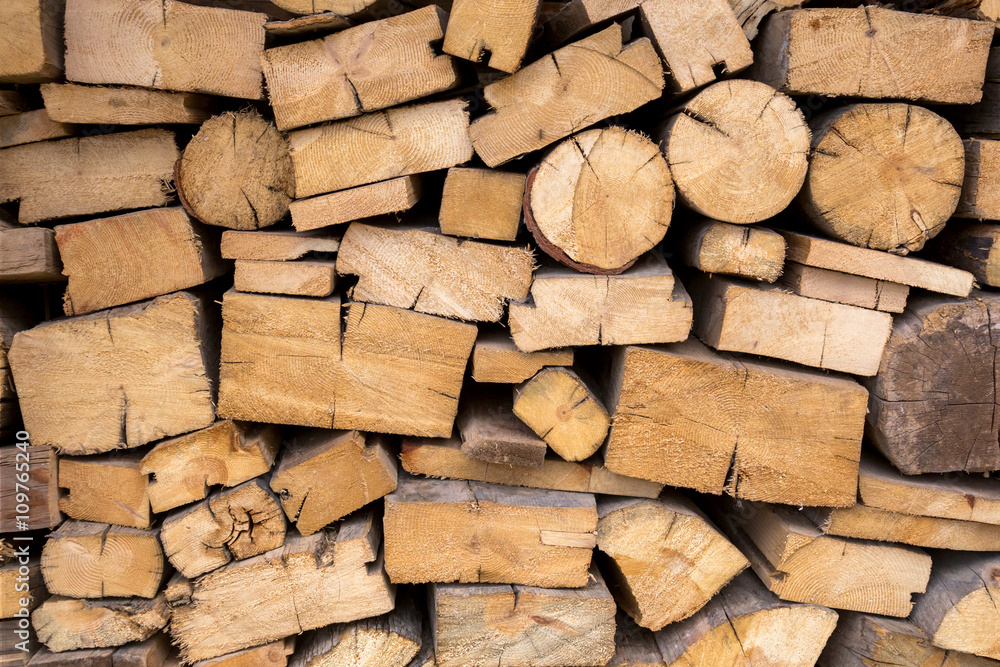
xmin=33 ymin=595 xmax=171 ymax=652
xmin=269 ymin=429 xmax=396 ymax=536
xmin=40 ymin=521 xmax=164 ymax=599
xmin=1 ymin=618 xmax=38 ymax=666
xmin=270 ymin=0 xmax=383 ymax=14
xmin=730 ymin=0 xmax=805 ymax=39
xmin=654 ymin=570 xmax=839 ymax=667
xmin=457 ymin=389 xmax=547 ymax=468
xmin=679 ymin=218 xmax=785 ymax=283
xmin=0 ymin=0 xmax=64 ymax=83
xmin=400 ymin=436 xmax=664 ymax=498
xmin=512 ymin=367 xmax=609 ymax=462
xmin=232 ymin=260 xmax=337 ymax=297
xmin=0 ymin=109 xmax=73 ymax=148
xmin=443 ymin=0 xmax=538 ymax=72
xmin=218 ymin=292 xmax=475 ymax=436
xmin=0 ymin=90 xmax=28 ymax=116
xmin=865 ymin=291 xmax=1000 ymax=474
xmin=800 ymin=103 xmax=964 ymax=253
xmin=538 ymin=0 xmax=639 ymax=46
xmin=780 ymin=263 xmax=909 ymax=313
xmin=808 ymin=504 xmax=1000 ymax=551
xmin=956 ymin=138 xmax=1000 ymax=221
xmin=140 ymin=421 xmax=280 ymax=514
xmin=290 ymin=176 xmax=422 ymax=232
xmin=55 ymin=207 xmax=227 ymax=316
xmin=524 ymin=127 xmax=672 ymax=274
xmin=289 ymin=100 xmax=472 ymax=198
xmin=167 ymin=507 xmax=394 ymax=662
xmin=689 ymin=273 xmax=892 ymax=376
xmin=58 ymin=450 xmax=151 ymax=529
xmin=508 ymin=254 xmax=692 ymax=352
xmin=952 ymin=46 xmax=1000 ymax=136
xmin=9 ymin=292 xmax=216 ymax=455
xmin=190 ymin=640 xmax=294 ymax=667
xmin=0 ymin=443 xmax=59 ymax=533
xmin=64 ymin=0 xmax=266 ymax=99
xmin=383 ymin=472 xmax=597 ymax=586
xmin=931 ymin=222 xmax=1000 ymax=287
xmin=470 ymin=25 xmax=663 ymax=167
xmin=911 ymin=552 xmax=1000 ymax=660
xmin=659 ymin=80 xmax=809 ymax=224
xmin=752 ymin=7 xmax=993 ymax=104
xmin=265 ymin=13 xmax=354 ymax=38
xmin=40 ymin=84 xmax=213 ymax=125
xmin=431 ymin=567 xmax=617 ymax=667
xmin=337 ymin=223 xmax=533 ymax=322
xmin=27 ymin=635 xmax=171 ymax=667
xmin=0 ymin=129 xmax=178 ymax=224
xmin=221 ymin=230 xmax=339 ymax=261
xmin=471 ymin=330 xmax=573 ymax=384
xmin=596 ymin=494 xmax=748 ymax=631
xmin=262 ymin=6 xmax=457 ymax=131
xmin=177 ymin=111 xmax=294 ymax=230
xmin=0 ymin=221 xmax=63 ymax=284
xmin=0 ymin=556 xmax=45 ymax=618
xmin=608 ymin=611 xmax=662 ymax=667
xmin=439 ymin=168 xmax=525 ymax=241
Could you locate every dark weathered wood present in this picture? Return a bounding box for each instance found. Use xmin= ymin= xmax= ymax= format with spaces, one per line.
xmin=457 ymin=388 xmax=547 ymax=468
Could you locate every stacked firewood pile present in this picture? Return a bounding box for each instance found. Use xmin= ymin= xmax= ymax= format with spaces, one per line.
xmin=1 ymin=0 xmax=1000 ymax=665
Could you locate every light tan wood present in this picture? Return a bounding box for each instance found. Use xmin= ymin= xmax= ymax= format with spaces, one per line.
xmin=957 ymin=138 xmax=1000 ymax=221
xmin=0 ymin=443 xmax=59 ymax=533
xmin=25 ymin=635 xmax=171 ymax=667
xmin=219 ymin=292 xmax=475 ymax=436
xmin=233 ymin=259 xmax=337 ymax=297
xmin=263 ymin=6 xmax=457 ymax=131
xmin=33 ymin=595 xmax=170 ymax=652
xmin=0 ymin=0 xmax=64 ymax=83
xmin=65 ymin=0 xmax=266 ymax=99
xmin=0 ymin=557 xmax=44 ymax=618
xmin=512 ymin=367 xmax=609 ymax=462
xmin=471 ymin=330 xmax=573 ymax=384
xmin=932 ymin=222 xmax=1000 ymax=287
xmin=801 ymin=103 xmax=964 ymax=253
xmin=0 ymin=222 xmax=63 ymax=284
xmin=58 ymin=450 xmax=151 ymax=529
xmin=55 ymin=207 xmax=227 ymax=316
xmin=168 ymin=507 xmax=394 ymax=663
xmin=290 ymin=100 xmax=472 ymax=197
xmin=221 ymin=230 xmax=339 ymax=261
xmin=780 ymin=263 xmax=909 ymax=313
xmin=752 ymin=7 xmax=993 ymax=104
xmin=192 ymin=640 xmax=294 ymax=667
xmin=457 ymin=389 xmax=547 ymax=468
xmin=0 ymin=109 xmax=73 ymax=148
xmin=439 ymin=168 xmax=525 ymax=241
xmin=140 ymin=421 xmax=280 ymax=514
xmin=680 ymin=218 xmax=785 ymax=283
xmin=265 ymin=13 xmax=354 ymax=37
xmin=383 ymin=472 xmax=597 ymax=587
xmin=40 ymin=521 xmax=164 ymax=599
xmin=660 ymin=79 xmax=809 ymax=224
xmin=291 ymin=176 xmax=422 ymax=232
xmin=470 ymin=25 xmax=663 ymax=167
xmin=443 ymin=0 xmax=538 ymax=73
xmin=0 ymin=129 xmax=177 ymax=224
xmin=431 ymin=567 xmax=616 ymax=667
xmin=271 ymin=0 xmax=385 ymax=14
xmin=730 ymin=0 xmax=806 ymax=39
xmin=41 ymin=83 xmax=213 ymax=125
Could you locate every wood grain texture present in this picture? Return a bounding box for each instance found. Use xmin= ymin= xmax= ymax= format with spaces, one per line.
xmin=457 ymin=389 xmax=547 ymax=468
xmin=439 ymin=168 xmax=525 ymax=241
xmin=0 ymin=109 xmax=73 ymax=148
xmin=443 ymin=0 xmax=539 ymax=72
xmin=930 ymin=222 xmax=1000 ymax=287
xmin=33 ymin=595 xmax=170 ymax=652
xmin=679 ymin=218 xmax=785 ymax=283
xmin=957 ymin=137 xmax=1000 ymax=221
xmin=58 ymin=450 xmax=151 ymax=529
xmin=41 ymin=83 xmax=213 ymax=125
xmin=0 ymin=222 xmax=63 ymax=284
xmin=471 ymin=330 xmax=572 ymax=384
xmin=0 ymin=0 xmax=64 ymax=83
xmin=513 ymin=367 xmax=609 ymax=462
xmin=233 ymin=259 xmax=337 ymax=297
xmin=221 ymin=230 xmax=339 ymax=261
xmin=0 ymin=443 xmax=59 ymax=533
xmin=780 ymin=263 xmax=909 ymax=313
xmin=291 ymin=176 xmax=422 ymax=232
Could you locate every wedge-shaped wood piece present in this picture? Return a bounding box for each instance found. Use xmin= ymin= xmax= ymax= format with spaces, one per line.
xmin=0 ymin=443 xmax=59 ymax=533
xmin=932 ymin=222 xmax=1000 ymax=287
xmin=291 ymin=176 xmax=422 ymax=232
xmin=471 ymin=330 xmax=573 ymax=383
xmin=808 ymin=504 xmax=1000 ymax=551
xmin=655 ymin=570 xmax=839 ymax=667
xmin=0 ymin=109 xmax=73 ymax=148
xmin=221 ymin=230 xmax=339 ymax=261
xmin=189 ymin=640 xmax=294 ymax=667
xmin=40 ymin=521 xmax=164 ymax=599
xmin=290 ymin=100 xmax=473 ymax=197
xmin=432 ymin=567 xmax=616 ymax=667
xmin=0 ymin=129 xmax=177 ymax=224
xmin=439 ymin=168 xmax=525 ymax=241
xmin=865 ymin=292 xmax=1000 ymax=474
xmin=603 ymin=340 xmax=867 ymax=505
xmin=509 ymin=254 xmax=692 ymax=351
xmin=65 ymin=0 xmax=266 ymax=99
xmin=458 ymin=389 xmax=547 ymax=468
xmin=219 ymin=292 xmax=476 ymax=436
xmin=168 ymin=507 xmax=394 ymax=662
xmin=0 ymin=221 xmax=63 ymax=284
xmin=780 ymin=263 xmax=909 ymax=313
xmin=597 ymin=495 xmax=748 ymax=631
xmin=1 ymin=556 xmax=45 ymax=618
xmin=753 ymin=8 xmax=993 ymax=104
xmin=338 ymin=223 xmax=533 ymax=322
xmin=55 ymin=208 xmax=227 ymax=316
xmin=233 ymin=259 xmax=337 ymax=297
xmin=680 ymin=218 xmax=785 ymax=282
xmin=443 ymin=0 xmax=538 ymax=73
xmin=0 ymin=0 xmax=64 ymax=83
xmin=26 ymin=635 xmax=171 ymax=667
xmin=140 ymin=421 xmax=280 ymax=514
xmin=383 ymin=472 xmax=597 ymax=587
xmin=263 ymin=6 xmax=457 ymax=131
xmin=513 ymin=367 xmax=609 ymax=462
xmin=956 ymin=138 xmax=1000 ymax=221
xmin=59 ymin=450 xmax=151 ymax=529
xmin=470 ymin=25 xmax=664 ymax=167
xmin=265 ymin=12 xmax=354 ymax=37
xmin=41 ymin=83 xmax=213 ymax=125
xmin=33 ymin=595 xmax=170 ymax=652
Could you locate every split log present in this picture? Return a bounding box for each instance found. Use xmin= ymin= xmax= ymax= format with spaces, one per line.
xmin=64 ymin=0 xmax=266 ymax=99
xmin=443 ymin=0 xmax=538 ymax=72
xmin=956 ymin=138 xmax=1000 ymax=220
xmin=289 ymin=99 xmax=472 ymax=197
xmin=470 ymin=330 xmax=572 ymax=384
xmin=33 ymin=595 xmax=171 ymax=652
xmin=269 ymin=430 xmax=396 ymax=536
xmin=0 ymin=129 xmax=177 ymax=224
xmin=221 ymin=230 xmax=339 ymax=261
xmin=689 ymin=273 xmax=893 ymax=376
xmin=807 ymin=504 xmax=1000 ymax=551
xmin=508 ymin=254 xmax=692 ymax=352
xmin=431 ymin=567 xmax=616 ymax=667
xmin=58 ymin=450 xmax=151 ymax=529
xmin=752 ymin=7 xmax=993 ymax=104
xmin=190 ymin=640 xmax=294 ymax=667
xmin=0 ymin=221 xmax=63 ymax=284
xmin=659 ymin=79 xmax=809 ymax=223
xmin=0 ymin=109 xmax=73 ymax=148
xmin=55 ymin=207 xmax=227 ymax=316
xmin=290 ymin=176 xmax=422 ymax=232
xmin=512 ymin=367 xmax=609 ymax=462
xmin=40 ymin=521 xmax=164 ymax=599
xmin=654 ymin=570 xmax=839 ymax=667
xmin=603 ymin=339 xmax=866 ymax=505
xmin=457 ymin=389 xmax=547 ymax=468
xmin=952 ymin=46 xmax=1000 ymax=136
xmin=0 ymin=443 xmax=58 ymax=533
xmin=265 ymin=13 xmax=354 ymax=37
xmin=596 ymin=495 xmax=748 ymax=631
xmin=26 ymin=636 xmax=171 ymax=667
xmin=167 ymin=507 xmax=394 ymax=662
xmin=469 ymin=25 xmax=663 ymax=167
xmin=40 ymin=84 xmax=213 ymax=125
xmin=865 ymin=291 xmax=1000 ymax=474
xmin=730 ymin=0 xmax=806 ymax=39
xmin=337 ymin=223 xmax=533 ymax=322
xmin=524 ymin=127 xmax=672 ymax=274
xmin=262 ymin=6 xmax=457 ymax=131
xmin=0 ymin=90 xmax=28 ymax=116
xmin=0 ymin=0 xmax=64 ymax=83
xmin=218 ymin=293 xmax=475 ymax=436
xmin=931 ymin=222 xmax=1000 ymax=287
xmin=9 ymin=292 xmax=217 ymax=455
xmin=800 ymin=103 xmax=964 ymax=253
xmin=400 ymin=436 xmax=664 ymax=498
xmin=0 ymin=556 xmax=44 ymax=618
xmin=176 ymin=111 xmax=294 ymax=230
xmin=383 ymin=472 xmax=597 ymax=586
xmin=233 ymin=260 xmax=337 ymax=297
xmin=608 ymin=611 xmax=662 ymax=667
xmin=439 ymin=168 xmax=525 ymax=241
xmin=679 ymin=218 xmax=785 ymax=283
xmin=780 ymin=263 xmax=909 ymax=313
